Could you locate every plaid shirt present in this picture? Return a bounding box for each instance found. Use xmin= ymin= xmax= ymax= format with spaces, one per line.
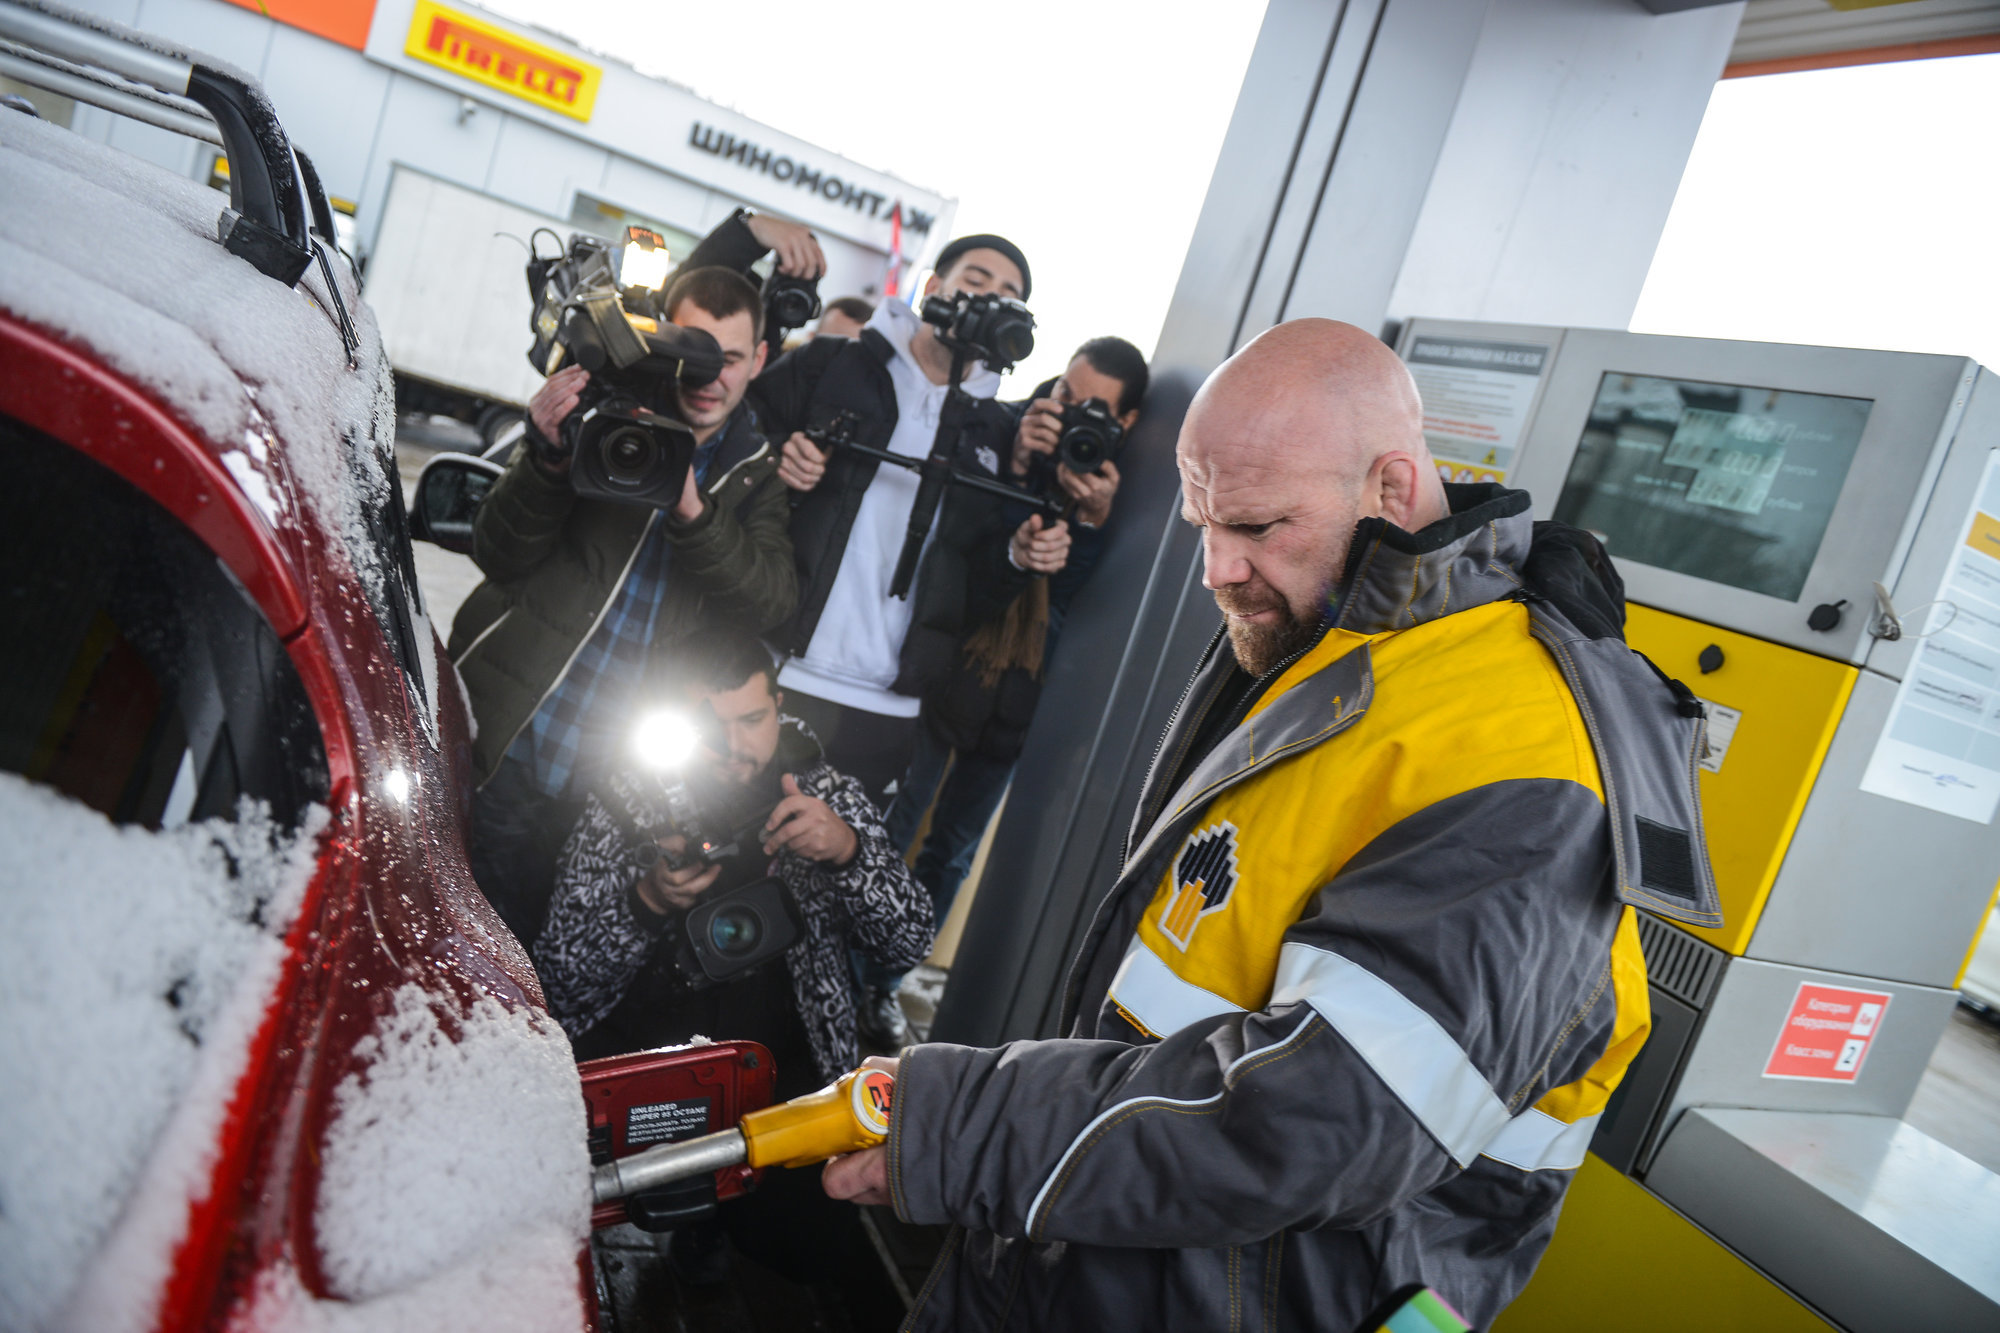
xmin=508 ymin=431 xmax=726 ymax=797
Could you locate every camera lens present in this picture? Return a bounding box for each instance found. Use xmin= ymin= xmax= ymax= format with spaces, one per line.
xmin=768 ymin=287 xmax=817 ymax=330
xmin=992 ymin=318 xmax=1034 ymax=366
xmin=1063 ymin=427 xmax=1106 ymax=471
xmin=708 ymin=904 xmax=764 ymax=958
xmin=601 ymin=427 xmax=659 ymax=486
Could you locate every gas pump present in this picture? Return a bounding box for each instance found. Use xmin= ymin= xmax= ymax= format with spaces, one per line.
xmin=1398 ymin=320 xmax=2000 ymax=1331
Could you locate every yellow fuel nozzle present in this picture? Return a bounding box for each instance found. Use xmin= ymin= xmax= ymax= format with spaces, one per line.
xmin=740 ymin=1066 xmax=894 ymax=1170
xmin=591 ymin=1066 xmax=895 ymax=1204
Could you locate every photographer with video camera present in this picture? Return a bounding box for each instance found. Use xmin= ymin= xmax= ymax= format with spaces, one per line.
xmin=863 ymin=337 xmax=1146 ymax=1045
xmin=451 ymin=222 xmax=820 ymax=946
xmin=534 ymin=632 xmax=929 ymax=1298
xmin=748 ymin=235 xmax=1069 ymax=811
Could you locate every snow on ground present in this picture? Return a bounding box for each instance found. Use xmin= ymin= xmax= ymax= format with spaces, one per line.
xmin=0 ymin=775 xmax=325 ymax=1332
xmin=313 ymin=983 xmax=591 ymax=1304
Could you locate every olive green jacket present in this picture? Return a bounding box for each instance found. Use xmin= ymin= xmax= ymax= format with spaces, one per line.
xmin=447 ymin=409 xmax=796 ymax=785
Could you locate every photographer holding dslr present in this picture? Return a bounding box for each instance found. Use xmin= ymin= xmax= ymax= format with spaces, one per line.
xmin=864 ymin=337 xmax=1147 ymax=1045
xmin=751 ymin=235 xmax=1069 ymax=808
xmin=535 ymin=633 xmax=929 ymax=1300
xmin=451 ymin=216 xmax=824 ymax=946
xmin=535 ymin=632 xmax=930 ymax=1078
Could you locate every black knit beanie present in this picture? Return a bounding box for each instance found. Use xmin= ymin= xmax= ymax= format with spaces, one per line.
xmin=932 ymin=233 xmax=1032 ymax=302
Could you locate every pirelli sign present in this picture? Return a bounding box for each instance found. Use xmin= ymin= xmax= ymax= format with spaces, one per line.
xmin=404 ymin=0 xmax=601 ymax=121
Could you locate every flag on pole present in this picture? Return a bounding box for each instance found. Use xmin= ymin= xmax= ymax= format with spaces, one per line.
xmin=884 ymin=201 xmax=907 ymax=297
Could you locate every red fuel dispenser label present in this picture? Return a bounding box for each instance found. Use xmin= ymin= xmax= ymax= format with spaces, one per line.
xmin=1763 ymin=983 xmax=1892 ymax=1082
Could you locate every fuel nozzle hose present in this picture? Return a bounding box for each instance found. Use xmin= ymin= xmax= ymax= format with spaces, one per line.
xmin=592 ymin=1066 xmax=894 ymax=1204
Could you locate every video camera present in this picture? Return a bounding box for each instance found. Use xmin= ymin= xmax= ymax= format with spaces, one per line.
xmin=525 ymin=227 xmax=726 ymax=509
xmin=623 ymin=710 xmax=802 ymax=991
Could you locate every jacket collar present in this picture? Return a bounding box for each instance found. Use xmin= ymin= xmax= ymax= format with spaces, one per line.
xmin=1120 ymin=484 xmax=1535 ymax=870
xmin=704 ymin=401 xmax=770 ymax=486
xmin=1329 ymin=483 xmax=1532 ymax=636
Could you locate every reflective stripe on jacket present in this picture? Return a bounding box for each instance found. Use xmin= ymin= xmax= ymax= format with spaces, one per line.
xmin=888 ymin=485 xmax=1719 ymax=1332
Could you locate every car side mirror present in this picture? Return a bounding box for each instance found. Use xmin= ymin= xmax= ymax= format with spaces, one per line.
xmin=409 ymin=453 xmax=502 ymax=555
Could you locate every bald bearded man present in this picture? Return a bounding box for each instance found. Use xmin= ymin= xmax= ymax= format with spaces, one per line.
xmin=826 ymin=320 xmax=1721 ymax=1330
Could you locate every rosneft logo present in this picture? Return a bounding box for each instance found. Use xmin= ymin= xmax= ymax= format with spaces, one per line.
xmin=405 ymin=0 xmax=601 ymax=122
xmin=1159 ymin=822 xmax=1239 ymax=950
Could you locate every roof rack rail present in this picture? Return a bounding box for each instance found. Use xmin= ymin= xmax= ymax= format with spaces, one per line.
xmin=0 ymin=0 xmax=317 ymax=288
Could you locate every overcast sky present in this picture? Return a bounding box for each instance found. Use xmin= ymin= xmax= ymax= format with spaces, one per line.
xmin=1633 ymin=53 xmax=2000 ymax=370
xmin=481 ymin=0 xmax=1271 ymax=394
xmin=480 ymin=3 xmax=1998 ymax=389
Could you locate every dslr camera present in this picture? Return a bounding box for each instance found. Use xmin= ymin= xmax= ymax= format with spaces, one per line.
xmin=661 ymin=873 xmax=800 ymax=991
xmin=762 ymin=271 xmax=822 ymax=350
xmin=1054 ymin=399 xmax=1126 ymax=476
xmin=525 ymin=227 xmax=725 ymax=509
xmin=919 ymin=289 xmax=1036 ymax=372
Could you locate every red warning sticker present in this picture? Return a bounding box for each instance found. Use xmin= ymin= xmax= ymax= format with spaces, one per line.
xmin=1763 ymin=982 xmax=1892 ymax=1082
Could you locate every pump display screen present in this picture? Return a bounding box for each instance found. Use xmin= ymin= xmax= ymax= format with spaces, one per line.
xmin=1551 ymin=373 xmax=1873 ymax=601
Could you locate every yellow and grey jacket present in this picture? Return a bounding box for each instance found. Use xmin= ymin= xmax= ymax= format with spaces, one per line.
xmin=887 ymin=485 xmax=1721 ymax=1332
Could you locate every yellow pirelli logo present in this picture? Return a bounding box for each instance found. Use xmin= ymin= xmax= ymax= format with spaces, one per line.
xmin=404 ymin=0 xmax=600 ymax=122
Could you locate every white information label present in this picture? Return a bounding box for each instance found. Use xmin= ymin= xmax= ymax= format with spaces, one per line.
xmin=1403 ymin=337 xmax=1550 ymax=485
xmin=1859 ymin=450 xmax=2000 ymax=823
xmin=1697 ymin=699 xmax=1742 ymax=774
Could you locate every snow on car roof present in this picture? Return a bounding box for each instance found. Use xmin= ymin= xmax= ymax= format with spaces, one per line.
xmin=0 ymin=105 xmax=399 ymax=608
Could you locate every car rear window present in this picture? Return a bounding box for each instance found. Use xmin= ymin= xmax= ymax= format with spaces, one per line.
xmin=0 ymin=416 xmax=328 ymax=828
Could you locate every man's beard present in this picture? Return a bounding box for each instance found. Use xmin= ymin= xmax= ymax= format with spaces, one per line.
xmin=1214 ymin=565 xmax=1341 ymax=677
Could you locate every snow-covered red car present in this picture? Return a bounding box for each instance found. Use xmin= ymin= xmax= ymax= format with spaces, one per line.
xmin=0 ymin=5 xmax=600 ymax=1327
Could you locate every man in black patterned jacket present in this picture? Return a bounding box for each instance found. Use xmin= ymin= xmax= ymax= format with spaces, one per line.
xmin=536 ymin=632 xmax=930 ymax=1300
xmin=536 ymin=632 xmax=931 ymax=1085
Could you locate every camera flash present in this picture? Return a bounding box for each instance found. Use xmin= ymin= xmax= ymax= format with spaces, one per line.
xmin=634 ymin=710 xmax=700 ymax=770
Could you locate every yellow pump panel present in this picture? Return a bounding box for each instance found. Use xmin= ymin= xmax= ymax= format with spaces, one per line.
xmin=1494 ymin=1155 xmax=1834 ymax=1331
xmin=1623 ymin=605 xmax=1857 ymax=956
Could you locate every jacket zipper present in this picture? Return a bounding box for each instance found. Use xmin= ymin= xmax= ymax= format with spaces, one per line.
xmin=1121 ymin=530 xmax=1386 ymax=867
xmin=1084 ymin=625 xmax=1333 ymax=1028
xmin=1121 ymin=618 xmax=1329 ymax=871
xmin=451 ymin=606 xmax=512 ymax=667
xmin=702 ymin=437 xmax=771 ymax=494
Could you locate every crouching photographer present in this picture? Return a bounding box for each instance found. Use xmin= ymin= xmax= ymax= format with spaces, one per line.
xmin=451 ymin=234 xmax=810 ymax=946
xmin=534 ymin=632 xmax=930 ymax=1298
xmin=535 ymin=631 xmax=932 ymax=1077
